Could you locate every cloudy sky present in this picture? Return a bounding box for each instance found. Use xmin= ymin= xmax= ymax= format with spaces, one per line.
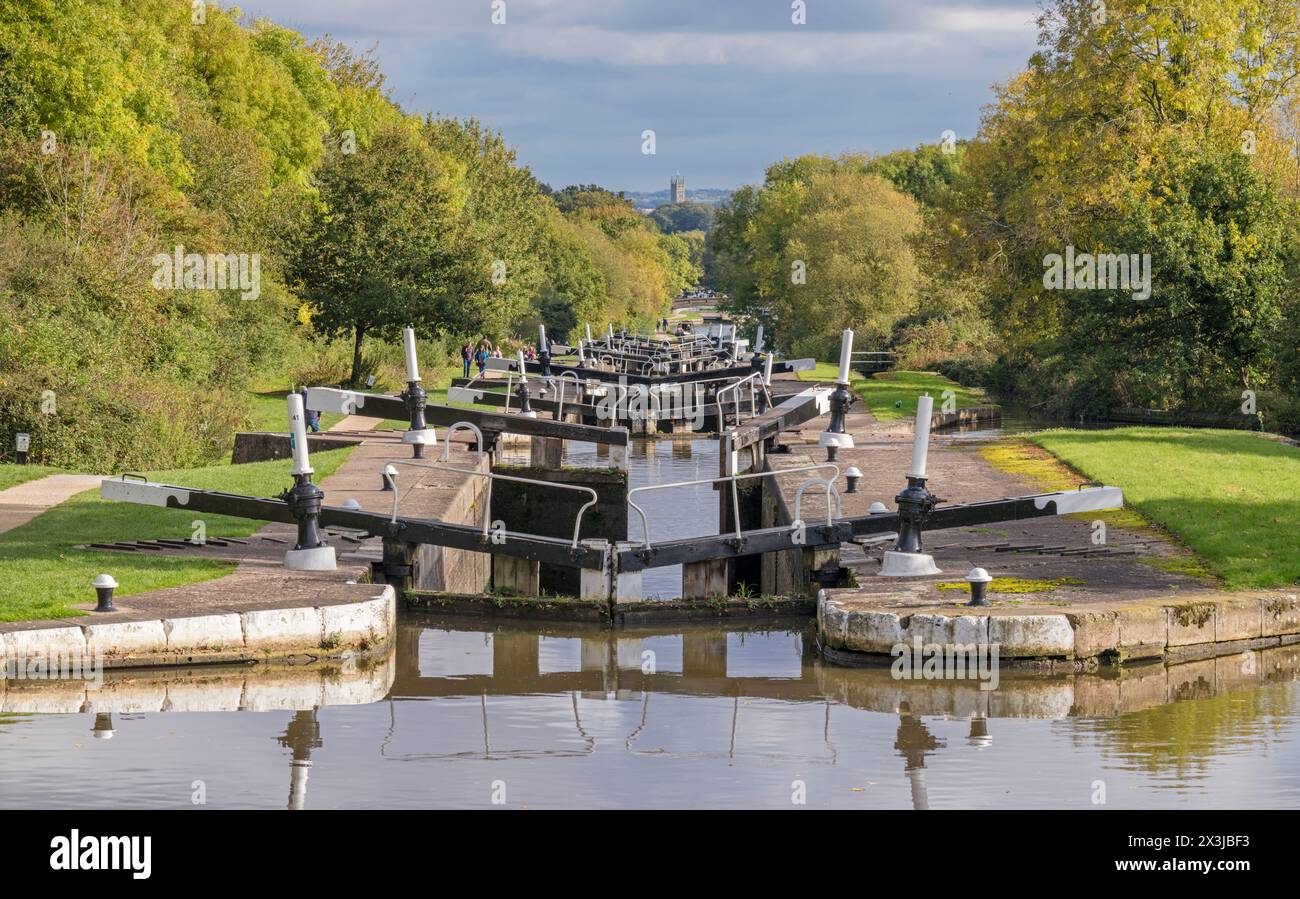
xmin=237 ymin=0 xmax=1043 ymax=193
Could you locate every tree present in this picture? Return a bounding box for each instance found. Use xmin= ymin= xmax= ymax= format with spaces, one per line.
xmin=777 ymin=171 xmax=922 ymax=358
xmin=924 ymin=0 xmax=1300 ymax=415
xmin=649 ymin=201 xmax=715 ymax=233
xmin=291 ymin=122 xmax=470 ymax=384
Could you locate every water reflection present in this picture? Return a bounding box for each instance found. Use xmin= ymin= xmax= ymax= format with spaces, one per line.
xmin=0 ymin=619 xmax=1297 ymax=809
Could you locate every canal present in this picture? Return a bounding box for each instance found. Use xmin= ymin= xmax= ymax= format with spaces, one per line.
xmin=500 ymin=436 xmax=722 ymax=599
xmin=1 ymin=619 xmax=1298 ymax=809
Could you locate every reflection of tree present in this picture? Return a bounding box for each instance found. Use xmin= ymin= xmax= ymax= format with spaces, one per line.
xmin=1071 ymin=678 xmax=1294 ymax=782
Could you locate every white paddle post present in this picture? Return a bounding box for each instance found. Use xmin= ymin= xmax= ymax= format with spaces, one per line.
xmin=818 ymin=329 xmax=856 ymax=462
xmin=880 ymin=394 xmax=941 ymax=577
xmin=400 ymin=326 xmax=437 ymax=458
xmin=283 ymin=393 xmax=336 ymax=571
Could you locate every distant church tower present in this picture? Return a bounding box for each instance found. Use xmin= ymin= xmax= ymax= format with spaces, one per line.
xmin=670 ymin=173 xmax=686 ymax=204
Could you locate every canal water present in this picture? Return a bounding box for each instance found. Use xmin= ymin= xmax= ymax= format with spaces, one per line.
xmin=500 ymin=436 xmax=721 ymax=599
xmin=2 ymin=619 xmax=1297 ymax=809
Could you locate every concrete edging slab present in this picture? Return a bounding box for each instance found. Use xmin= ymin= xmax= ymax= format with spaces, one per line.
xmin=1 ymin=588 xmax=396 ymax=673
xmin=818 ymin=590 xmax=1300 ymax=665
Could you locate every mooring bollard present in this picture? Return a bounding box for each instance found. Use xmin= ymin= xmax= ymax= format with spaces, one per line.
xmin=819 ymin=329 xmax=856 ymax=462
xmin=15 ymin=432 xmax=30 ymax=465
xmin=880 ymin=394 xmax=941 ymax=577
xmin=91 ymin=573 xmax=117 ymax=612
xmin=516 ymin=351 xmax=537 ymax=417
xmin=845 ymin=466 xmax=862 ymax=494
xmin=381 ymin=464 xmax=397 ymax=492
xmin=400 ymin=326 xmax=437 ymax=459
xmin=966 ymin=566 xmax=992 ymax=606
xmin=284 ymin=393 xmax=336 ymax=572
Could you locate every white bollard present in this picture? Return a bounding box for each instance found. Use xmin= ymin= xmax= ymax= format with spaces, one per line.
xmin=836 ymin=328 xmax=855 ymax=384
xmin=288 ymin=393 xmax=313 ymax=476
xmin=910 ymin=395 xmax=934 ymax=479
xmin=403 ymin=327 xmax=421 ymax=382
xmin=284 ymin=393 xmax=336 ymax=572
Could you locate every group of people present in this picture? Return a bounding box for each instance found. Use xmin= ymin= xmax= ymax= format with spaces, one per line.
xmin=462 ymin=339 xmax=557 ymax=377
xmin=461 ymin=340 xmax=504 ymax=377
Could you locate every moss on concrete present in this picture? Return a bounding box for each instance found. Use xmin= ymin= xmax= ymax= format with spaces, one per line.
xmin=935 ymin=576 xmax=1084 ymax=595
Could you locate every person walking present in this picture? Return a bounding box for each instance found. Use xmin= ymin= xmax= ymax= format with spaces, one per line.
xmin=460 ymin=342 xmax=472 ymax=378
xmin=298 ymin=387 xmax=320 ymax=433
xmin=475 ymin=345 xmax=488 ymax=375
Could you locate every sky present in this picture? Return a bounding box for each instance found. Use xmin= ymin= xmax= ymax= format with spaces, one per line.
xmin=236 ymin=0 xmax=1044 ymax=193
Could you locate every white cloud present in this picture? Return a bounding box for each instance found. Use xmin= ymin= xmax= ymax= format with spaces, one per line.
xmin=492 ymin=22 xmax=1031 ymax=70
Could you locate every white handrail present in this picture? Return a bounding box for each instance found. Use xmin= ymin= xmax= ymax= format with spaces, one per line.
xmin=715 ymin=371 xmax=762 ymax=426
xmin=387 ymin=420 xmax=598 ymax=549
xmin=626 ymin=462 xmax=841 ymax=552
xmin=554 ymin=370 xmax=583 ymax=420
xmin=793 ymin=477 xmax=842 ymax=527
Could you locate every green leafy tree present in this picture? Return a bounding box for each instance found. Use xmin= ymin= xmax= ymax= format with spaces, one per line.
xmin=291 ymin=123 xmax=471 ymax=384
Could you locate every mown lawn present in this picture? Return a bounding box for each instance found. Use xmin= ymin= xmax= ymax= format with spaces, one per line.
xmin=797 ymin=366 xmax=987 ymax=420
xmin=0 ymin=447 xmax=354 ymax=622
xmin=1029 ymin=428 xmax=1300 ymax=590
xmin=0 ymin=464 xmax=67 ymax=492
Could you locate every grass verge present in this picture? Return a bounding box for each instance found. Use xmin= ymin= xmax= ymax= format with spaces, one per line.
xmin=0 ymin=464 xmax=67 ymax=492
xmin=797 ymin=366 xmax=987 ymax=420
xmin=0 ymin=447 xmax=354 ymax=623
xmin=1019 ymin=428 xmax=1299 ymax=590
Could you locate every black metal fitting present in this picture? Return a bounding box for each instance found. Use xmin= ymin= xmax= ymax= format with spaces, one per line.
xmin=824 ymin=381 xmax=853 ymax=462
xmin=287 ymin=473 xmax=326 ymax=552
xmin=891 ymin=476 xmax=938 ymax=555
xmin=516 ymin=378 xmax=534 ymax=415
xmin=404 ymin=380 xmax=429 ymax=459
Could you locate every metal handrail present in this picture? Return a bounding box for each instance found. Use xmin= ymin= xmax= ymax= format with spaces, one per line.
xmin=554 ymin=370 xmax=583 ymax=421
xmin=626 ymin=462 xmax=841 ymax=552
xmin=793 ymin=477 xmax=842 ymax=527
xmin=715 ymin=371 xmax=761 ymax=426
xmin=388 ymin=421 xmax=598 ymax=549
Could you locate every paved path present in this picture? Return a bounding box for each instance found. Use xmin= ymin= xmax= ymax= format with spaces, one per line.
xmin=0 ymin=474 xmax=102 ymax=535
xmin=329 ymin=415 xmax=385 ymax=432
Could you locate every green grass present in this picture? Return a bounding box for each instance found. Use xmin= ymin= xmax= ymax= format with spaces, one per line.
xmin=0 ymin=464 xmax=67 ymax=492
xmin=0 ymin=447 xmax=354 ymax=622
xmin=797 ymin=367 xmax=988 ymax=421
xmin=1029 ymin=428 xmax=1300 ymax=590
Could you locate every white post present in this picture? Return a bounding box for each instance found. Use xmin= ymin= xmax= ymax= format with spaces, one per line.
xmin=577 ymin=341 xmax=586 ymax=363
xmin=754 ymin=324 xmax=764 ymax=353
xmin=764 ymin=352 xmax=774 ymax=386
xmin=910 ymin=394 xmax=934 ymax=479
xmin=517 ymin=350 xmax=529 ymax=382
xmin=836 ymin=328 xmax=855 ymax=384
xmin=586 ymin=323 xmax=593 ymax=342
xmin=538 ymin=323 xmax=548 ymax=353
xmin=287 ymin=393 xmax=313 ymax=476
xmin=403 ymin=327 xmax=420 ymax=382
